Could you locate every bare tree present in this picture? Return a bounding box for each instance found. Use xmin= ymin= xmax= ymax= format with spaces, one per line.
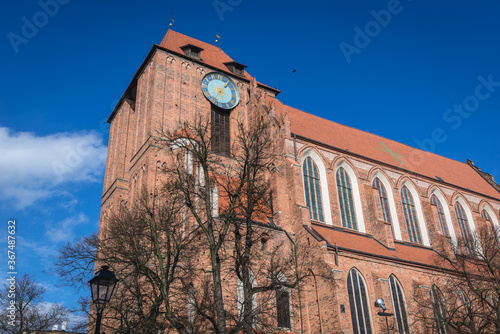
xmin=54 ymin=79 xmax=328 ymax=333
xmin=0 ymin=273 xmax=70 ymax=334
xmin=413 ymin=224 xmax=500 ymax=333
xmin=53 ymin=232 xmax=98 ymax=290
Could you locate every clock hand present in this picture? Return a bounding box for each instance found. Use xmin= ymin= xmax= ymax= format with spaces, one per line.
xmin=224 ymin=82 xmax=228 ymax=88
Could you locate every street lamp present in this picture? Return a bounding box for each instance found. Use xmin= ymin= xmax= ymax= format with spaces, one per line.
xmin=374 ymin=298 xmax=393 ymax=334
xmin=89 ymin=265 xmax=118 ymax=334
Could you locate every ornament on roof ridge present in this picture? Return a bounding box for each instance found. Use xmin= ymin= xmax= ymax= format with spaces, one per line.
xmin=169 ymin=13 xmax=174 ymax=27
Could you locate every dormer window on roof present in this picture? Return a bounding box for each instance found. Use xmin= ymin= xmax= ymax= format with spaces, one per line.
xmin=180 ymin=44 xmax=203 ymax=60
xmin=224 ymin=61 xmax=246 ymax=76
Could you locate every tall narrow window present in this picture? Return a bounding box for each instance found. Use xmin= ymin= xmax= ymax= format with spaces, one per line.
xmin=389 ymin=275 xmax=410 ymax=334
xmin=482 ymin=209 xmax=497 ymax=235
xmin=212 ymin=185 xmax=219 ymax=218
xmin=276 ymin=273 xmax=291 ymax=329
xmin=276 ymin=289 xmax=291 ymax=329
xmin=455 ymin=202 xmax=474 ymax=254
xmin=401 ymin=186 xmax=422 ymax=244
xmin=303 ymin=157 xmax=324 ymax=222
xmin=237 ymin=271 xmax=257 ymax=327
xmin=347 ymin=269 xmax=372 ymax=334
xmin=211 ymin=105 xmax=230 ymax=155
xmin=337 ymin=167 xmax=357 ymax=229
xmin=431 ymin=195 xmax=449 ymax=236
xmin=188 ymin=286 xmax=195 ymax=333
xmin=431 ymin=285 xmax=449 ymax=334
xmin=482 ymin=209 xmax=491 ymax=221
xmin=373 ymin=178 xmax=392 ymax=224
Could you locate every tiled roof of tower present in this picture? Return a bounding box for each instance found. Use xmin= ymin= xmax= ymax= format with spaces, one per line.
xmin=269 ymin=97 xmax=500 ymax=200
xmin=159 ymin=30 xmax=279 ymax=94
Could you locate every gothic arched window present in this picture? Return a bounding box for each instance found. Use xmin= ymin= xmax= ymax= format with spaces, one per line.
xmin=337 ymin=167 xmax=357 ymax=229
xmin=482 ymin=206 xmax=500 ymax=238
xmin=347 ymin=269 xmax=372 ymax=334
xmin=276 ymin=273 xmax=292 ymax=330
xmin=431 ymin=194 xmax=449 ymax=236
xmin=389 ymin=275 xmax=410 ymax=334
xmin=373 ymin=177 xmax=392 ymax=224
xmin=302 ymin=156 xmax=324 ymax=222
xmin=401 ymin=186 xmax=422 ymax=244
xmin=188 ymin=286 xmax=195 ymax=333
xmin=237 ymin=271 xmax=257 ymax=327
xmin=455 ymin=202 xmax=474 ymax=255
xmin=482 ymin=208 xmax=492 ymax=221
xmin=431 ymin=285 xmax=449 ymax=334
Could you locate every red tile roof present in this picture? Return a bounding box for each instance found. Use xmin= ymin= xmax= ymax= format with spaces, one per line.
xmin=159 ymin=30 xmax=279 ymax=94
xmin=160 ymin=30 xmax=499 ymax=200
xmin=269 ymin=97 xmax=500 ymax=200
xmin=310 ymin=222 xmax=443 ymax=268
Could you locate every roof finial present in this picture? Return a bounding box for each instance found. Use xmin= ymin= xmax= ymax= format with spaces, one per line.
xmin=215 ymin=28 xmax=220 ymax=44
xmin=169 ymin=12 xmax=175 ymax=27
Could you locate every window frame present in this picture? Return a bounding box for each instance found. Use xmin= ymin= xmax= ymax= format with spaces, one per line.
xmin=334 ymin=161 xmax=366 ymax=232
xmin=431 ymin=285 xmax=449 ymax=334
xmin=237 ymin=270 xmax=257 ymax=327
xmin=429 ymin=190 xmax=457 ymax=246
xmin=371 ymin=172 xmax=402 ymax=240
xmin=399 ymin=181 xmax=430 ymax=246
xmin=347 ymin=268 xmax=373 ymax=334
xmin=481 ymin=205 xmax=500 ymax=238
xmin=431 ymin=194 xmax=450 ymax=237
xmin=211 ymin=105 xmax=231 ymax=156
xmin=454 ymin=201 xmax=475 ymax=255
xmin=275 ymin=273 xmax=292 ymax=331
xmin=300 ymin=150 xmax=332 ymax=225
xmin=373 ymin=177 xmax=392 ymax=224
xmin=337 ymin=167 xmax=358 ymax=230
xmin=303 ymin=156 xmax=325 ymax=222
xmin=188 ymin=286 xmax=195 ymax=333
xmin=401 ymin=185 xmax=423 ymax=244
xmin=389 ymin=275 xmax=410 ymax=334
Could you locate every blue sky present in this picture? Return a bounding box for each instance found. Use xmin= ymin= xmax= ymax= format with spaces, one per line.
xmin=1 ymin=0 xmax=499 ymax=324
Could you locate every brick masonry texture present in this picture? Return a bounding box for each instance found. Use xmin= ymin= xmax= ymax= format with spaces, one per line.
xmin=99 ymin=29 xmax=500 ymax=333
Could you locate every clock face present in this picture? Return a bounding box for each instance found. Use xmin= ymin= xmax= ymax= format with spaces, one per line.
xmin=201 ymin=72 xmax=240 ymax=109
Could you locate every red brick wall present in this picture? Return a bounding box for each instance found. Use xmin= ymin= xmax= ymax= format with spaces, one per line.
xmin=99 ymin=45 xmax=500 ymax=333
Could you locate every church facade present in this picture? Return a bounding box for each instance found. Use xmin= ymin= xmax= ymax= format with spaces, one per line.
xmin=99 ymin=29 xmax=500 ymax=333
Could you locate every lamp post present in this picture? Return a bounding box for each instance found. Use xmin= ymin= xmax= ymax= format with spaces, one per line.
xmin=374 ymin=298 xmax=393 ymax=334
xmin=89 ymin=265 xmax=118 ymax=334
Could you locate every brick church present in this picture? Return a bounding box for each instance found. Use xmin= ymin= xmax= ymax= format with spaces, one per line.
xmin=99 ymin=29 xmax=500 ymax=333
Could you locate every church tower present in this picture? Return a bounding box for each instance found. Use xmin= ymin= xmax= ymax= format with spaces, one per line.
xmin=98 ymin=29 xmax=500 ymax=334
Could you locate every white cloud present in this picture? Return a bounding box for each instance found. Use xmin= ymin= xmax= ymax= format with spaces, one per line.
xmin=0 ymin=127 xmax=107 ymax=209
xmin=45 ymin=213 xmax=89 ymax=243
xmin=17 ymin=236 xmax=59 ymax=263
xmin=35 ymin=301 xmax=87 ymax=331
